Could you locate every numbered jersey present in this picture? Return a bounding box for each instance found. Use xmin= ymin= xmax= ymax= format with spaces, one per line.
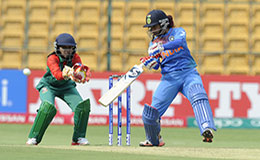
xmin=151 ymin=27 xmax=197 ymax=74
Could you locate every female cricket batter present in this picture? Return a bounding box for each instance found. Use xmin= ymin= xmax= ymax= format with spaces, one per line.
xmin=26 ymin=33 xmax=91 ymax=145
xmin=139 ymin=10 xmax=216 ymax=146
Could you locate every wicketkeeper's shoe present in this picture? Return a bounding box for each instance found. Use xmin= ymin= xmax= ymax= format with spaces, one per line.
xmin=139 ymin=136 xmax=165 ymax=147
xmin=26 ymin=138 xmax=38 ymax=145
xmin=202 ymin=129 xmax=214 ymax=143
xmin=71 ymin=137 xmax=90 ymax=146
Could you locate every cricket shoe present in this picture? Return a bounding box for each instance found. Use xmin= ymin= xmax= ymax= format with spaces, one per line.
xmin=71 ymin=137 xmax=90 ymax=146
xmin=202 ymin=129 xmax=214 ymax=143
xmin=26 ymin=138 xmax=38 ymax=145
xmin=139 ymin=136 xmax=165 ymax=147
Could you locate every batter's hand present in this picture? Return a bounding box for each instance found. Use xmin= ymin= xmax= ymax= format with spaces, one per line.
xmin=140 ymin=56 xmax=158 ymax=70
xmin=148 ymin=42 xmax=164 ymax=57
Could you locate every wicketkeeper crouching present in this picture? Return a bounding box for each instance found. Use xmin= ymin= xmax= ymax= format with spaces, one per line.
xmin=26 ymin=33 xmax=91 ymax=145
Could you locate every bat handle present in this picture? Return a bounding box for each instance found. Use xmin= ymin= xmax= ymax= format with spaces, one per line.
xmin=139 ymin=63 xmax=145 ymax=68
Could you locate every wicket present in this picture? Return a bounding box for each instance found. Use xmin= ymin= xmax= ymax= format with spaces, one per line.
xmin=108 ymin=75 xmax=131 ymax=146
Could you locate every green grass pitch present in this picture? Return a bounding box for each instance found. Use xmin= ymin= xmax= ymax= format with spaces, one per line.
xmin=0 ymin=124 xmax=260 ymax=160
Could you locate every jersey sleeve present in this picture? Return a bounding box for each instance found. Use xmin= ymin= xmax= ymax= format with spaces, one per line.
xmin=72 ymin=53 xmax=82 ymax=65
xmin=162 ymin=28 xmax=186 ymax=50
xmin=47 ymin=55 xmax=64 ymax=80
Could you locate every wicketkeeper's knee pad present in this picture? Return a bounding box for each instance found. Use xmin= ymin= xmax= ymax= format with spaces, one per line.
xmin=73 ymin=99 xmax=91 ymax=141
xmin=188 ymin=84 xmax=216 ymax=134
xmin=142 ymin=104 xmax=161 ymax=146
xmin=28 ymin=101 xmax=57 ymax=143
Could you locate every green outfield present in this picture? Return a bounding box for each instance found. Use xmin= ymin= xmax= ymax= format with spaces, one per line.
xmin=0 ymin=124 xmax=259 ymax=160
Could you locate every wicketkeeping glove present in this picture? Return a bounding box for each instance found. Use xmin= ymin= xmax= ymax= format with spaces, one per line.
xmin=148 ymin=42 xmax=164 ymax=57
xmin=62 ymin=65 xmax=73 ymax=80
xmin=140 ymin=56 xmax=159 ymax=70
xmin=71 ymin=63 xmax=91 ymax=83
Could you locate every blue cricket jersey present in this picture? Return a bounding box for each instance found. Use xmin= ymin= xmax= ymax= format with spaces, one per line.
xmin=150 ymin=27 xmax=197 ymax=74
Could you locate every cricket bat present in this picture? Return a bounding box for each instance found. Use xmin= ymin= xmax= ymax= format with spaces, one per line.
xmin=99 ymin=63 xmax=145 ymax=107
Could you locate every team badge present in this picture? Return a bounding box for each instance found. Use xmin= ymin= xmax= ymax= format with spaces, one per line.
xmin=41 ymin=87 xmax=48 ymax=93
xmin=146 ymin=15 xmax=151 ymax=24
xmin=169 ymin=36 xmax=174 ymax=41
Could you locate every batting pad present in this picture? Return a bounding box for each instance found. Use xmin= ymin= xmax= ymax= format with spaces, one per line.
xmin=28 ymin=101 xmax=57 ymax=143
xmin=188 ymin=84 xmax=216 ymax=134
xmin=142 ymin=104 xmax=161 ymax=146
xmin=73 ymin=99 xmax=91 ymax=142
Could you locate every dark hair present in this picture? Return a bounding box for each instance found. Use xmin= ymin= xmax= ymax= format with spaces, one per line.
xmin=167 ymin=15 xmax=174 ymax=28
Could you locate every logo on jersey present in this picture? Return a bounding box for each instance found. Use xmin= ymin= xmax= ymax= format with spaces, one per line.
xmin=41 ymin=87 xmax=48 ymax=94
xmin=169 ymin=36 xmax=174 ymax=41
xmin=146 ymin=15 xmax=152 ymax=24
xmin=161 ymin=46 xmax=184 ymax=59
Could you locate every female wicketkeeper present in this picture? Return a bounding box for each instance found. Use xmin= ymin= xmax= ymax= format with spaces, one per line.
xmin=26 ymin=33 xmax=91 ymax=145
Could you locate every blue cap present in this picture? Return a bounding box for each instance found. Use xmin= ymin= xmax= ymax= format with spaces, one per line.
xmin=143 ymin=9 xmax=168 ymax=27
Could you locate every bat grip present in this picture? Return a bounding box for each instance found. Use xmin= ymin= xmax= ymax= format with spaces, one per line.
xmin=139 ymin=63 xmax=145 ymax=68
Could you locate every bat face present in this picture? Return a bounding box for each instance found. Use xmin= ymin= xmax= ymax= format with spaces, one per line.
xmin=99 ymin=64 xmax=144 ymax=107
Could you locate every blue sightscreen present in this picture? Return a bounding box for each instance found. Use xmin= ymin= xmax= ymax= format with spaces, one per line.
xmin=0 ymin=69 xmax=27 ymax=113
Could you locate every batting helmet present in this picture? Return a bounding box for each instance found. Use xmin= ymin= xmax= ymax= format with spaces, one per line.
xmin=54 ymin=33 xmax=77 ymax=60
xmin=144 ymin=10 xmax=171 ymax=37
xmin=144 ymin=10 xmax=168 ymax=27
